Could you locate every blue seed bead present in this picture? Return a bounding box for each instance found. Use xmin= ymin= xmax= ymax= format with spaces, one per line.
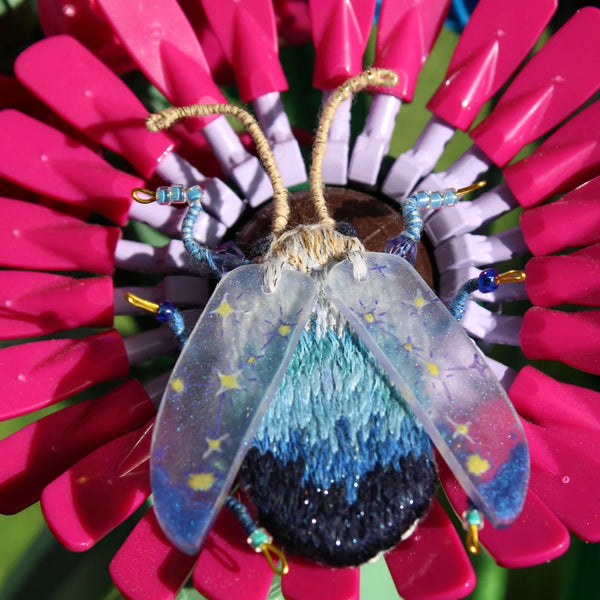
xmin=169 ymin=184 xmax=186 ymax=204
xmin=429 ymin=191 xmax=443 ymax=209
xmin=443 ymin=189 xmax=458 ymax=206
xmin=156 ymin=186 xmax=170 ymax=205
xmin=156 ymin=301 xmax=176 ymax=323
xmin=413 ymin=191 xmax=430 ymax=209
xmin=248 ymin=527 xmax=271 ymax=550
xmin=465 ymin=508 xmax=483 ymax=528
xmin=186 ymin=185 xmax=203 ymax=205
xmin=478 ymin=269 xmax=499 ymax=293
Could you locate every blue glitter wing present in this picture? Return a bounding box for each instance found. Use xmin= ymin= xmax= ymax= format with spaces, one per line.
xmin=324 ymin=252 xmax=529 ymax=527
xmin=151 ymin=264 xmax=317 ymax=554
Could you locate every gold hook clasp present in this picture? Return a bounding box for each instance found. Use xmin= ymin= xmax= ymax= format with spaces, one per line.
xmin=260 ymin=542 xmax=290 ymax=576
xmin=124 ymin=293 xmax=160 ymax=314
xmin=248 ymin=528 xmax=289 ymax=576
xmin=456 ymin=180 xmax=486 ymax=197
xmin=496 ymin=269 xmax=527 ymax=284
xmin=131 ymin=188 xmax=157 ymax=203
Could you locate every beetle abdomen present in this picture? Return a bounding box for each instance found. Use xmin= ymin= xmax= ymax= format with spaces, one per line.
xmin=240 ymin=318 xmax=437 ymax=567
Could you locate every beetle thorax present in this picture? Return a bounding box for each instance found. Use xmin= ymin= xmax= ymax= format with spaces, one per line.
xmin=264 ymin=224 xmax=365 ymax=272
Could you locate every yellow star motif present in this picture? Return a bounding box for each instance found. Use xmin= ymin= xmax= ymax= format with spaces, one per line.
xmin=187 ymin=472 xmax=216 ymax=491
xmin=404 ymin=341 xmax=413 ymax=351
xmin=363 ymin=312 xmax=375 ymax=323
xmin=214 ymin=301 xmax=233 ymax=317
xmin=414 ymin=294 xmax=427 ymax=310
xmin=203 ymin=433 xmax=230 ymax=459
xmin=467 ymin=453 xmax=491 ymax=476
xmin=215 ymin=370 xmax=243 ymax=396
xmin=426 ymin=362 xmax=439 ymax=376
xmin=170 ymin=377 xmax=185 ymax=393
xmin=219 ymin=372 xmax=240 ymax=389
xmin=277 ymin=324 xmax=292 ymax=337
xmin=246 ymin=354 xmax=258 ymax=364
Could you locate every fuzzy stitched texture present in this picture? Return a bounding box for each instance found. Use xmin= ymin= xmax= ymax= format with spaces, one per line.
xmin=241 ymin=300 xmax=437 ymax=566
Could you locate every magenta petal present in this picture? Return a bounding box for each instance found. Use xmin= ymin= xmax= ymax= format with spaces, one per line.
xmin=0 ymin=196 xmax=119 ymax=274
xmin=439 ymin=461 xmax=570 ymax=568
xmin=385 ymin=499 xmax=475 ymax=600
xmin=510 ymin=366 xmax=600 ymax=455
xmin=0 ymin=271 xmax=114 ymax=339
xmin=526 ymin=244 xmax=600 ymax=308
xmin=523 ymin=418 xmax=600 ymax=542
xmin=193 ymin=510 xmax=274 ymax=600
xmin=41 ymin=421 xmax=152 ymax=550
xmin=110 ymin=507 xmax=197 ymax=600
xmin=282 ymin=556 xmax=359 ymax=600
xmin=520 ymin=176 xmax=600 ymax=256
xmin=521 ymin=308 xmax=600 ymax=375
xmin=0 ymin=329 xmax=130 ymax=419
xmin=0 ymin=378 xmax=154 ymax=514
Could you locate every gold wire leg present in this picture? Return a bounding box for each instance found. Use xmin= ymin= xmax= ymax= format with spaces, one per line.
xmin=124 ymin=293 xmax=160 ymax=314
xmin=466 ymin=523 xmax=480 ymax=555
xmin=456 ymin=181 xmax=487 ymax=197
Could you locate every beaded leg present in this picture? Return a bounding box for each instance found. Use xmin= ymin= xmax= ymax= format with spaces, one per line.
xmin=155 ymin=301 xmax=188 ymax=347
xmin=125 ymin=294 xmax=189 ymax=347
xmin=385 ymin=187 xmax=467 ymax=265
xmin=224 ymin=496 xmax=288 ymax=575
xmin=448 ymin=268 xmax=527 ymax=321
xmin=182 ymin=199 xmax=222 ymax=276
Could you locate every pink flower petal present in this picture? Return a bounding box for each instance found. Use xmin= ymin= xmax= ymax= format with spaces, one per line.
xmin=0 ymin=378 xmax=154 ymax=514
xmin=520 ymin=176 xmax=600 ymax=256
xmin=110 ymin=507 xmax=197 ymax=600
xmin=0 ymin=110 xmax=136 ymax=225
xmin=523 ymin=418 xmax=600 ymax=542
xmin=521 ymin=308 xmax=600 ymax=375
xmin=438 ymin=461 xmax=570 ymax=568
xmin=384 ymin=499 xmax=475 ymax=600
xmin=510 ymin=366 xmax=600 ymax=455
xmin=0 ymin=196 xmax=119 ymax=274
xmin=0 ymin=271 xmax=114 ymax=339
xmin=282 ymin=555 xmax=359 ymax=600
xmin=0 ymin=329 xmax=130 ymax=419
xmin=526 ymin=244 xmax=600 ymax=308
xmin=41 ymin=421 xmax=152 ymax=550
xmin=193 ymin=509 xmax=274 ymax=600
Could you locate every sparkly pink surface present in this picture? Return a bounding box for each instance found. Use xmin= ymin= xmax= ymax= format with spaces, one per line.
xmin=470 ymin=8 xmax=600 ymax=166
xmin=0 ymin=329 xmax=129 ymax=419
xmin=428 ymin=0 xmax=556 ymax=130
xmin=372 ymin=0 xmax=450 ymax=102
xmin=0 ymin=196 xmax=119 ymax=274
xmin=0 ymin=379 xmax=154 ymax=514
xmin=200 ymin=0 xmax=287 ymax=102
xmin=16 ymin=36 xmax=177 ymax=179
xmin=385 ymin=500 xmax=475 ymax=600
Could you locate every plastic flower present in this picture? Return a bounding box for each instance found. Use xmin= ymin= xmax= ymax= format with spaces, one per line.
xmin=1 ymin=1 xmax=600 ymax=599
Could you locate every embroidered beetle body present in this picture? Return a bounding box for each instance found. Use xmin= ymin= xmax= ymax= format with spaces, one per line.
xmin=241 ymin=285 xmax=438 ymax=567
xmin=142 ymin=69 xmax=529 ymax=568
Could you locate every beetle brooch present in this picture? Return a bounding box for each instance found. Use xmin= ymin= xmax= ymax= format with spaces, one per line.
xmin=128 ymin=68 xmax=529 ymax=573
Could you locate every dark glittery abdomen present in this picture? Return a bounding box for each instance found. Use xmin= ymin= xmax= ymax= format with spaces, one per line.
xmin=239 ymin=320 xmax=438 ymax=567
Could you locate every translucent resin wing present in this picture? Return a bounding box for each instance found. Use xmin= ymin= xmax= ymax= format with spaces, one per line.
xmin=324 ymin=252 xmax=529 ymax=527
xmin=151 ymin=264 xmax=317 ymax=554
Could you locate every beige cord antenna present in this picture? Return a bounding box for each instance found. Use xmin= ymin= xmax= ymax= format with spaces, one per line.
xmin=146 ymin=104 xmax=290 ymax=236
xmin=310 ymin=68 xmax=398 ymax=226
xmin=145 ymin=68 xmax=398 ymax=241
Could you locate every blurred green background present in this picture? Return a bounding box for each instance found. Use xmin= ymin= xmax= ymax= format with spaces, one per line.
xmin=1 ymin=1 xmax=599 ymax=598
